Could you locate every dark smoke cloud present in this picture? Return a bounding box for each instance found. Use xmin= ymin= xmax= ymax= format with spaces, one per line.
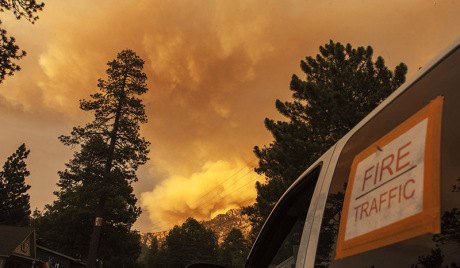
xmin=1 ymin=0 xmax=459 ymax=231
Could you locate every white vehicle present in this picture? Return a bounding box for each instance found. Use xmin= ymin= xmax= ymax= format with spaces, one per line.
xmin=245 ymin=37 xmax=460 ymax=268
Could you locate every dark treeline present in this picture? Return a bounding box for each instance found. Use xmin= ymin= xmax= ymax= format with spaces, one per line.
xmin=1 ymin=35 xmax=412 ymax=267
xmin=144 ymin=218 xmax=249 ymax=268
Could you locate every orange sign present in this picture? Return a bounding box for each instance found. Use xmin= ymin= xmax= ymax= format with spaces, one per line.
xmin=335 ymin=96 xmax=443 ymax=259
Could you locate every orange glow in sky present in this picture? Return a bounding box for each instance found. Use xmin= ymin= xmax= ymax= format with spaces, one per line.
xmin=1 ymin=0 xmax=459 ymax=232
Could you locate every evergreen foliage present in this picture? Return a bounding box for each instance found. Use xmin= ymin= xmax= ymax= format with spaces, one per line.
xmin=0 ymin=0 xmax=44 ymax=83
xmin=32 ymin=49 xmax=149 ymax=268
xmin=0 ymin=143 xmax=31 ymax=226
xmin=244 ymin=40 xmax=408 ymax=238
xmin=144 ymin=236 xmax=160 ymax=268
xmin=146 ymin=218 xmax=219 ymax=267
xmin=410 ymin=248 xmax=449 ymax=268
xmin=32 ymin=149 xmax=142 ymax=267
xmin=218 ymin=228 xmax=249 ymax=268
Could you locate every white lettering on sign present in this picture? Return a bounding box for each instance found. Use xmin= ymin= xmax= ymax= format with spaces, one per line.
xmin=344 ymin=118 xmax=428 ymax=241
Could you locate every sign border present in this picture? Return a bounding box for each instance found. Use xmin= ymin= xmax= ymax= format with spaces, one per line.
xmin=335 ymin=96 xmax=443 ymax=259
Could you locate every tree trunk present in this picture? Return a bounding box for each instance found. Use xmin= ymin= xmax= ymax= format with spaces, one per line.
xmin=86 ymin=75 xmax=127 ymax=268
xmin=86 ymin=196 xmax=106 ymax=268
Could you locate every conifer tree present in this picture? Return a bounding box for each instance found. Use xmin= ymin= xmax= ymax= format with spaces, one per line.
xmin=245 ymin=41 xmax=408 ymax=238
xmin=145 ymin=237 xmax=160 ymax=268
xmin=34 ymin=49 xmax=149 ymax=267
xmin=0 ymin=143 xmax=31 ymax=226
xmin=32 ymin=136 xmax=143 ymax=266
xmin=155 ymin=218 xmax=219 ymax=267
xmin=0 ymin=0 xmax=44 ymax=83
xmin=219 ymin=228 xmax=249 ymax=268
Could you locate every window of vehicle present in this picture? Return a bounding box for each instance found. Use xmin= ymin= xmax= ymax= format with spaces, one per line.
xmin=246 ymin=165 xmax=322 ymax=268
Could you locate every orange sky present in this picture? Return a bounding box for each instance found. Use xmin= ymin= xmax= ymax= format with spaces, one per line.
xmin=1 ymin=0 xmax=459 ymax=232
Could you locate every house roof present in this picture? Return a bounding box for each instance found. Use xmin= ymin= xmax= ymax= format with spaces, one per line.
xmin=0 ymin=225 xmax=35 ymax=258
xmin=36 ymin=245 xmax=83 ymax=263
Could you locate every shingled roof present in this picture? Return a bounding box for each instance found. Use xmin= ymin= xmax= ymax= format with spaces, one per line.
xmin=0 ymin=225 xmax=35 ymax=258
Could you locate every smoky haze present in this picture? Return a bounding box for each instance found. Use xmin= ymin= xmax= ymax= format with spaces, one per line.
xmin=0 ymin=0 xmax=459 ymax=232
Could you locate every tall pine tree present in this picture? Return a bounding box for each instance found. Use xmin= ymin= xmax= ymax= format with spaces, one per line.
xmin=0 ymin=143 xmax=31 ymax=226
xmin=34 ymin=49 xmax=149 ymax=268
xmin=244 ymin=41 xmax=408 ymax=238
